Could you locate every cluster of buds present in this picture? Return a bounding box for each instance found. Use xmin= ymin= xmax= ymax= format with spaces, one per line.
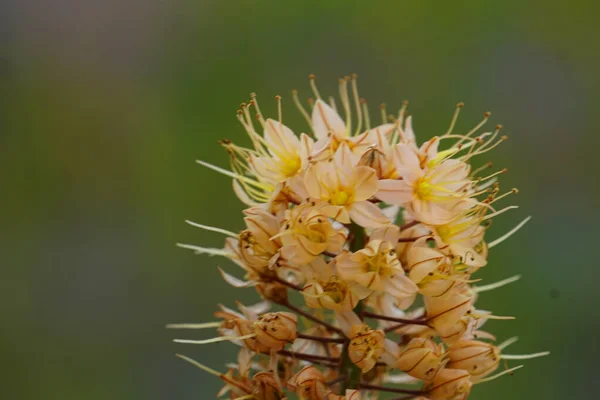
xmin=171 ymin=74 xmax=548 ymax=399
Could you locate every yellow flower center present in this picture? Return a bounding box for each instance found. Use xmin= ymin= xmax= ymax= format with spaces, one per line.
xmin=323 ymin=277 xmax=346 ymax=303
xmin=279 ymin=156 xmax=301 ymax=177
xmin=331 ymin=190 xmax=352 ymax=206
xmin=415 ymin=177 xmax=434 ymax=200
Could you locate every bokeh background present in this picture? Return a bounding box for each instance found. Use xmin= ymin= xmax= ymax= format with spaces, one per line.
xmin=3 ymin=1 xmax=599 ymax=399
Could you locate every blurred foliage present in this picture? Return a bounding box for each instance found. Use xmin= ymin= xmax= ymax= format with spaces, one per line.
xmin=2 ymin=0 xmax=599 ymax=399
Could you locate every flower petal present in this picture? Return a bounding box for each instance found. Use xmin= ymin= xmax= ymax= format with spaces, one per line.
xmin=377 ymin=179 xmax=413 ymax=205
xmin=348 ymin=201 xmax=390 ymax=228
xmin=312 ymin=99 xmax=346 ymax=139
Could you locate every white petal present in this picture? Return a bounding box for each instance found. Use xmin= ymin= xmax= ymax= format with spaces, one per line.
xmin=348 ymin=201 xmax=390 ymax=228
xmin=377 ymin=179 xmax=413 ymax=205
xmin=311 ymin=99 xmax=346 ymax=139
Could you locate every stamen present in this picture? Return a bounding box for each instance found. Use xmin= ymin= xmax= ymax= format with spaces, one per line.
xmin=471 ymin=161 xmax=493 ymax=177
xmin=475 ymin=365 xmax=523 ymax=384
xmin=339 ymin=76 xmax=352 ymax=134
xmin=445 ymin=102 xmax=465 ymax=136
xmin=468 ymin=135 xmax=508 ymax=159
xmin=477 ymin=168 xmax=508 ymax=183
xmin=176 ymin=243 xmax=233 ymax=258
xmin=501 ymin=352 xmax=550 ymax=360
xmin=488 ymin=216 xmax=531 ymax=248
xmin=379 ymin=103 xmax=387 ymax=125
xmin=482 ymin=205 xmax=519 ymax=221
xmin=361 ymin=98 xmax=371 ymax=130
xmin=475 ymin=275 xmax=522 ymax=293
xmin=351 ymin=74 xmax=363 ymax=136
xmin=175 ymin=354 xmax=223 ymax=377
xmin=166 ymin=322 xmax=222 ymax=329
xmin=173 ymin=332 xmax=257 ymax=344
xmin=498 ymin=336 xmax=519 ymax=351
xmin=474 ymin=313 xmax=515 ymax=320
xmin=196 ymin=160 xmax=271 ymax=191
xmin=489 ymin=188 xmax=518 ymax=205
xmin=309 ymin=74 xmax=322 ymax=99
xmin=185 ymin=220 xmax=238 ymax=237
xmin=397 ymin=100 xmax=409 ymax=127
xmin=292 ymin=89 xmax=313 ymax=132
xmin=250 ymin=93 xmax=266 ymax=127
xmin=275 ymin=95 xmax=283 ymax=124
xmin=329 ymin=96 xmax=338 ymax=112
xmin=455 ymin=111 xmax=491 ymax=147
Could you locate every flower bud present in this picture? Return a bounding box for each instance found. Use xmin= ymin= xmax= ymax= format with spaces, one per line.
xmin=239 ymin=208 xmax=283 ymax=272
xmin=256 ymin=281 xmax=289 ymax=304
xmin=254 ymin=312 xmax=298 ymax=351
xmin=425 ymin=293 xmax=473 ymax=338
xmin=446 ymin=340 xmax=500 ymax=381
xmin=252 ymin=372 xmax=285 ymax=400
xmin=348 ymin=324 xmax=385 ymax=373
xmin=425 ymin=368 xmax=472 ymax=400
xmin=288 ymin=366 xmax=329 ymax=400
xmin=327 ymin=389 xmax=361 ymax=400
xmin=396 ymin=338 xmax=445 ymax=381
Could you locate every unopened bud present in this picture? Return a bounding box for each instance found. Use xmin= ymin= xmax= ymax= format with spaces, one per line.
xmin=446 ymin=340 xmax=500 ymax=381
xmin=425 ymin=368 xmax=472 ymax=400
xmin=396 ymin=338 xmax=445 ymax=381
xmin=288 ymin=366 xmax=329 ymax=400
xmin=252 ymin=372 xmax=285 ymax=400
xmin=254 ymin=312 xmax=298 ymax=351
xmin=348 ymin=324 xmax=385 ymax=373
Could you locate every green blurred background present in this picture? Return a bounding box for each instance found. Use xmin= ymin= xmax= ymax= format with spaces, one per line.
xmin=2 ymin=0 xmax=599 ymax=398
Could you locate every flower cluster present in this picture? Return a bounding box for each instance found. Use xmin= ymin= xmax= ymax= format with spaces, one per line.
xmin=171 ymin=75 xmax=548 ymax=400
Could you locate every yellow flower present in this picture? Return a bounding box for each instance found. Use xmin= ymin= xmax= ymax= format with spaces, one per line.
xmin=279 ymin=202 xmax=347 ymax=266
xmin=337 ymin=239 xmax=417 ymax=306
xmin=377 ymin=140 xmax=475 ymax=225
xmin=298 ymin=143 xmax=390 ymax=228
xmin=301 ymin=258 xmax=370 ymax=312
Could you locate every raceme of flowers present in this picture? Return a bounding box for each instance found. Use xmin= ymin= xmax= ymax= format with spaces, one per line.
xmin=170 ymin=74 xmax=548 ymax=400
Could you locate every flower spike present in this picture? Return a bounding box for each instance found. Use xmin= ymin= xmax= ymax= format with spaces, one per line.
xmin=171 ymin=74 xmax=547 ymax=400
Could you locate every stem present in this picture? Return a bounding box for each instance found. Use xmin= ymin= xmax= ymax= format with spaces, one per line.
xmin=297 ymin=333 xmax=346 ymax=344
xmin=340 ymin=222 xmax=366 ymax=393
xmin=327 ymin=376 xmax=347 ymax=387
xmin=260 ymin=273 xmax=303 ymax=291
xmin=278 ymin=349 xmax=340 ymax=364
xmin=361 ymin=311 xmax=429 ymax=326
xmin=359 ymin=383 xmax=424 ymax=395
xmin=279 ymin=300 xmax=345 ymax=336
xmin=399 ymin=220 xmax=420 ymax=231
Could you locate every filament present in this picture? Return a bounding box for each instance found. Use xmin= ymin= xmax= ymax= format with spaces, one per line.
xmin=166 ymin=322 xmax=221 ymax=329
xmin=501 ymin=352 xmax=550 ymax=360
xmin=475 ymin=275 xmax=522 ymax=293
xmin=174 ymin=332 xmax=257 ymax=345
xmin=185 ymin=220 xmax=238 ymax=237
xmin=488 ymin=217 xmax=531 ymax=248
